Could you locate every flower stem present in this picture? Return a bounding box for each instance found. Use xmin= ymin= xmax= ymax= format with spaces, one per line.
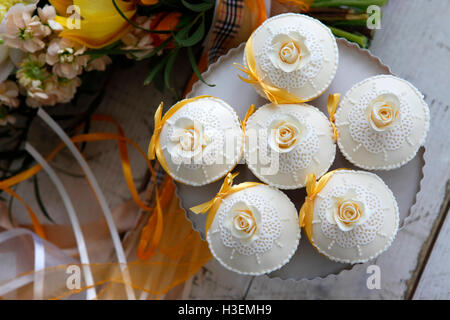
xmin=312 ymin=0 xmax=388 ymax=9
xmin=328 ymin=26 xmax=369 ymax=48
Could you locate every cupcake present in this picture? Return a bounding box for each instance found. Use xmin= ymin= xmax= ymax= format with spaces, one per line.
xmin=237 ymin=13 xmax=338 ymax=104
xmin=334 ymin=75 xmax=430 ymax=170
xmin=192 ymin=173 xmax=300 ymax=275
xmin=148 ymin=96 xmax=243 ymax=186
xmin=300 ymin=170 xmax=399 ymax=264
xmin=244 ymin=103 xmax=336 ymax=189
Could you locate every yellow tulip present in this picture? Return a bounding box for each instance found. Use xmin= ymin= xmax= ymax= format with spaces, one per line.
xmin=50 ymin=0 xmax=137 ymax=48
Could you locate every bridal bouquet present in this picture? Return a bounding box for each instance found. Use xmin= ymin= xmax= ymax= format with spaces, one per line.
xmin=0 ymin=0 xmax=214 ymax=180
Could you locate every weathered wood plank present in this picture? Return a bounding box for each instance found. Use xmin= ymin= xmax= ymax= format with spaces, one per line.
xmin=412 ymin=183 xmax=450 ymax=299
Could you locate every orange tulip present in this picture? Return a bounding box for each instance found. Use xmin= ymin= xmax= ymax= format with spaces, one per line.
xmin=150 ymin=12 xmax=181 ymax=48
xmin=50 ymin=0 xmax=137 ymax=48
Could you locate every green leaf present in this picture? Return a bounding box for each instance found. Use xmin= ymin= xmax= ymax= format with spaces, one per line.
xmin=140 ymin=36 xmax=173 ymax=60
xmin=112 ymin=0 xmax=173 ymax=34
xmin=144 ymin=55 xmax=169 ymax=86
xmin=187 ymin=46 xmax=215 ymax=87
xmin=8 ymin=186 xmax=15 ymax=225
xmin=312 ymin=0 xmax=388 ymax=10
xmin=328 ymin=26 xmax=369 ymax=48
xmin=173 ymin=15 xmax=205 ymax=47
xmin=181 ymin=0 xmax=214 ymax=12
xmin=33 ymin=175 xmax=55 ymax=223
xmin=164 ymin=48 xmax=180 ymax=89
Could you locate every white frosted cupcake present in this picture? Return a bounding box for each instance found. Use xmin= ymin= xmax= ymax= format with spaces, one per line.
xmin=244 ymin=103 xmax=336 ymax=189
xmin=205 ymin=182 xmax=300 ymax=275
xmin=302 ymin=170 xmax=399 ymax=264
xmin=335 ymin=75 xmax=430 ymax=170
xmin=239 ymin=13 xmax=338 ymax=104
xmin=149 ymin=96 xmax=243 ymax=186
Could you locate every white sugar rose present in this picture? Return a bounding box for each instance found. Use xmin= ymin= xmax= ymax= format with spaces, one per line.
xmin=268 ymin=115 xmax=304 ymax=153
xmin=326 ymin=190 xmax=370 ymax=232
xmin=223 ymin=202 xmax=261 ymax=243
xmin=169 ymin=119 xmax=210 ymax=163
xmin=366 ymin=93 xmax=400 ymax=132
xmin=269 ymin=31 xmax=309 ymax=73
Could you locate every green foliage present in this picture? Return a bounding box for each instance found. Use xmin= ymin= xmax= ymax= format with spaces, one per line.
xmin=109 ymin=0 xmax=215 ymax=92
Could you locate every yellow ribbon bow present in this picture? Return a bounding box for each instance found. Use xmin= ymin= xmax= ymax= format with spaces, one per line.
xmin=147 ymin=95 xmax=213 ymax=175
xmin=327 ymin=93 xmax=340 ymax=141
xmin=234 ymin=36 xmax=307 ymax=105
xmin=190 ymin=172 xmax=262 ymax=234
xmin=148 ymin=102 xmax=164 ymax=161
xmin=298 ymin=169 xmax=343 ymax=242
xmin=242 ymin=104 xmax=256 ymax=135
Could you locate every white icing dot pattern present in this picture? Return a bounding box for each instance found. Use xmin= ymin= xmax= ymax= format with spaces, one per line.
xmin=318 ymin=184 xmax=384 ymax=248
xmin=258 ymin=110 xmax=320 ymax=173
xmin=217 ymin=191 xmax=282 ymax=256
xmin=345 ymin=89 xmax=414 ymax=154
xmin=256 ymin=25 xmax=324 ymax=90
xmin=165 ymin=99 xmax=240 ymax=175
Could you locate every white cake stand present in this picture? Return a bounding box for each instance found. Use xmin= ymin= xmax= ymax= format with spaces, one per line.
xmin=178 ymin=39 xmax=425 ymax=280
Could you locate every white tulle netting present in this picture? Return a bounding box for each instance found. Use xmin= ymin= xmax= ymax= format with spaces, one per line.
xmin=256 ymin=24 xmax=324 ymax=90
xmin=217 ymin=190 xmax=282 ymax=256
xmin=344 ymin=89 xmax=414 ymax=154
xmin=255 ymin=110 xmax=319 ymax=174
xmin=317 ymin=184 xmax=384 ymax=248
xmin=164 ymin=99 xmax=238 ymax=171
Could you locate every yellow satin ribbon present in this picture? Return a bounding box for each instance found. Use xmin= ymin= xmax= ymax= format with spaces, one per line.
xmin=241 ymin=104 xmax=256 ymax=136
xmin=190 ymin=172 xmax=262 ymax=235
xmin=327 ymin=93 xmax=340 ymax=141
xmin=277 ymin=0 xmax=315 ymax=12
xmin=147 ymin=95 xmax=213 ymax=176
xmin=298 ymin=169 xmax=343 ymax=242
xmin=234 ymin=36 xmax=307 ymax=105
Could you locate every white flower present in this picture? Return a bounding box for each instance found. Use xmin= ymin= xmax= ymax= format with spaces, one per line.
xmin=0 ymin=3 xmax=50 ymax=53
xmin=223 ymin=202 xmax=261 ymax=244
xmin=25 ymin=75 xmax=81 ymax=107
xmin=121 ymin=16 xmax=154 ymax=60
xmin=0 ymin=80 xmax=19 ymax=107
xmin=0 ymin=44 xmax=15 ymax=82
xmin=168 ymin=118 xmax=210 ymax=163
xmin=268 ymin=31 xmax=309 ymax=73
xmin=85 ymin=55 xmax=112 ymax=72
xmin=326 ymin=190 xmax=370 ymax=232
xmin=17 ymin=54 xmax=81 ymax=107
xmin=366 ymin=93 xmax=400 ymax=132
xmin=0 ymin=1 xmax=38 ymax=23
xmin=37 ymin=5 xmax=62 ymax=31
xmin=46 ymin=38 xmax=88 ymax=79
xmin=267 ymin=114 xmax=304 ymax=153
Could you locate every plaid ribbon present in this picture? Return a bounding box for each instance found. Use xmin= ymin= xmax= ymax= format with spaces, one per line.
xmin=208 ymin=0 xmax=245 ymax=65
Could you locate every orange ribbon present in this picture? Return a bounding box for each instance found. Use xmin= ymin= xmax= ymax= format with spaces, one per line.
xmin=190 ymin=172 xmax=262 ymax=234
xmin=0 ymin=115 xmax=165 ymax=260
xmin=234 ymin=36 xmax=307 ymax=105
xmin=277 ymin=0 xmax=315 ymax=12
xmin=327 ymin=93 xmax=340 ymax=141
xmin=298 ymin=169 xmax=343 ymax=242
